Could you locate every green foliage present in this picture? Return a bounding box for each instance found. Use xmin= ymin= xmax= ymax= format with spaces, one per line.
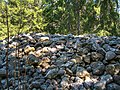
xmin=97 ymin=30 xmax=111 ymax=36
xmin=0 ymin=0 xmax=47 ymax=40
xmin=0 ymin=0 xmax=119 ymax=40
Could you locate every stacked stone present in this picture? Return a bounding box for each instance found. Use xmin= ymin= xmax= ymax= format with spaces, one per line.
xmin=0 ymin=33 xmax=120 ymax=90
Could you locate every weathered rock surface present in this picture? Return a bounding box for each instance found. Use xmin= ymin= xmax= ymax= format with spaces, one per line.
xmin=90 ymin=61 xmax=105 ymax=75
xmin=0 ymin=33 xmax=120 ymax=90
xmin=106 ymin=83 xmax=120 ymax=90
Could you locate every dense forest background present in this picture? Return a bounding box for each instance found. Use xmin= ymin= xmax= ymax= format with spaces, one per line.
xmin=0 ymin=0 xmax=120 ymax=40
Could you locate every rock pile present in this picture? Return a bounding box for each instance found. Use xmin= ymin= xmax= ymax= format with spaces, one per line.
xmin=0 ymin=33 xmax=120 ymax=90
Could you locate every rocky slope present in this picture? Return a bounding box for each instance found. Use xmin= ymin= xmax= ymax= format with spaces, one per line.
xmin=0 ymin=33 xmax=120 ymax=90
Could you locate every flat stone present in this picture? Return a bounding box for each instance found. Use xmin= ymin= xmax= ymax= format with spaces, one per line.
xmin=66 ymin=68 xmax=73 ymax=75
xmin=43 ymin=41 xmax=52 ymax=46
xmin=61 ymin=61 xmax=74 ymax=68
xmin=103 ymin=44 xmax=111 ymax=51
xmin=39 ymin=37 xmax=50 ymax=42
xmin=105 ymin=51 xmax=116 ymax=61
xmin=45 ymin=68 xmax=59 ymax=79
xmin=29 ymin=81 xmax=41 ymax=89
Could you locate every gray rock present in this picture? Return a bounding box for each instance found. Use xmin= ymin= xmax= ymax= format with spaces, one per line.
xmin=67 ymin=34 xmax=74 ymax=38
xmin=1 ymin=79 xmax=6 ymax=86
xmin=76 ymin=67 xmax=90 ymax=78
xmin=34 ymin=42 xmax=42 ymax=49
xmin=91 ymin=61 xmax=105 ymax=75
xmin=70 ymin=83 xmax=86 ymax=90
xmin=91 ymin=52 xmax=104 ymax=61
xmin=109 ymin=40 xmax=118 ymax=46
xmin=84 ymin=76 xmax=93 ymax=88
xmin=32 ymin=88 xmax=37 ymax=90
xmin=97 ymin=48 xmax=106 ymax=56
xmin=94 ymin=81 xmax=106 ymax=90
xmin=71 ymin=65 xmax=78 ymax=74
xmin=83 ymin=54 xmax=91 ymax=63
xmin=70 ymin=83 xmax=80 ymax=90
xmin=55 ymin=60 xmax=65 ymax=66
xmin=27 ymin=54 xmax=39 ymax=65
xmin=60 ymin=80 xmax=69 ymax=89
xmin=105 ymin=51 xmax=116 ymax=61
xmin=82 ymin=48 xmax=90 ymax=54
xmin=0 ymin=69 xmax=6 ymax=78
xmin=92 ymin=42 xmax=101 ymax=51
xmin=59 ymin=55 xmax=68 ymax=61
xmin=86 ymin=66 xmax=92 ymax=72
xmin=47 ymin=84 xmax=55 ymax=90
xmin=61 ymin=76 xmax=70 ymax=88
xmin=0 ymin=56 xmax=3 ymax=68
xmin=43 ymin=41 xmax=52 ymax=46
xmin=113 ymin=75 xmax=120 ymax=85
xmin=58 ymin=69 xmax=66 ymax=75
xmin=103 ymin=44 xmax=111 ymax=51
xmin=61 ymin=61 xmax=74 ymax=68
xmin=73 ymin=56 xmax=83 ymax=64
xmin=75 ymin=77 xmax=84 ymax=83
xmin=78 ymin=85 xmax=87 ymax=90
xmin=40 ymin=84 xmax=48 ymax=90
xmin=45 ymin=68 xmax=59 ymax=79
xmin=115 ymin=49 xmax=120 ymax=55
xmin=1 ymin=33 xmax=120 ymax=90
xmin=106 ymin=83 xmax=120 ymax=90
xmin=66 ymin=68 xmax=73 ymax=75
xmin=105 ymin=63 xmax=120 ymax=75
xmin=100 ymin=74 xmax=113 ymax=84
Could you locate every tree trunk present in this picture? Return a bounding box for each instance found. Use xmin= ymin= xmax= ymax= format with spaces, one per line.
xmin=77 ymin=10 xmax=80 ymax=35
xmin=67 ymin=0 xmax=71 ymax=33
xmin=76 ymin=0 xmax=80 ymax=35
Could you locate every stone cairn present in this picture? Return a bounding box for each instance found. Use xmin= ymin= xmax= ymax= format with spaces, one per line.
xmin=0 ymin=33 xmax=120 ymax=90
